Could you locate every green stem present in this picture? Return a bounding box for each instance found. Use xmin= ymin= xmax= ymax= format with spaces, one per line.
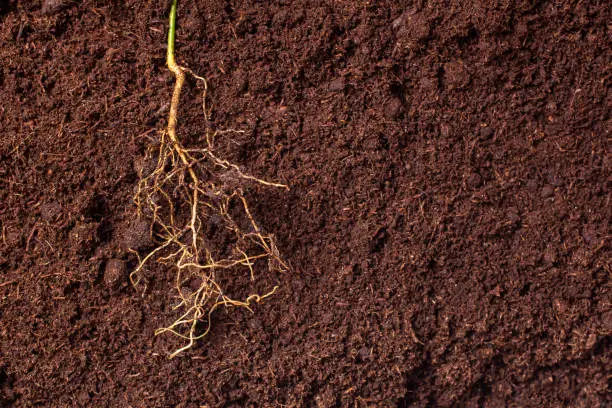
xmin=167 ymin=0 xmax=178 ymax=68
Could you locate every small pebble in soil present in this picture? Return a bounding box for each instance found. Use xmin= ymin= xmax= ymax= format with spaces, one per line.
xmin=104 ymin=259 xmax=126 ymax=288
xmin=384 ymin=97 xmax=403 ymax=118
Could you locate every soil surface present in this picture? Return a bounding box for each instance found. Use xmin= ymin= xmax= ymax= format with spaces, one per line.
xmin=0 ymin=1 xmax=610 ymax=407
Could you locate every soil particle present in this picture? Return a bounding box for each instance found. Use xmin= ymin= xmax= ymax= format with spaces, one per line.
xmin=543 ymin=245 xmax=558 ymax=264
xmin=467 ymin=173 xmax=483 ymax=189
xmin=120 ymin=218 xmax=152 ymax=251
xmin=104 ymin=259 xmax=126 ymax=288
xmin=69 ymin=222 xmax=99 ymax=256
xmin=581 ymin=225 xmax=597 ymax=246
xmin=479 ymin=126 xmax=494 ymax=140
xmin=526 ymin=179 xmax=539 ymax=191
xmin=394 ymin=10 xmax=430 ymax=45
xmin=76 ymin=390 xmax=90 ymax=406
xmin=248 ymin=318 xmax=263 ymax=331
xmin=546 ymin=171 xmax=563 ymax=187
xmin=232 ymin=70 xmax=248 ymax=94
xmin=357 ymin=346 xmax=371 ymax=361
xmin=444 ymin=60 xmax=471 ymax=89
xmin=384 ymin=97 xmax=403 ymax=118
xmin=328 ymin=77 xmax=345 ymax=92
xmin=41 ymin=0 xmax=69 ymax=15
xmin=186 ymin=277 xmax=202 ymax=291
xmin=419 ymin=76 xmax=438 ymax=94
xmin=40 ymin=202 xmax=62 ymax=223
xmin=507 ymin=208 xmax=521 ymax=224
xmin=272 ymin=10 xmax=289 ymax=28
xmin=4 ymin=229 xmax=21 ymax=248
xmin=133 ymin=156 xmax=157 ymax=178
xmin=541 ymin=184 xmax=555 ymax=198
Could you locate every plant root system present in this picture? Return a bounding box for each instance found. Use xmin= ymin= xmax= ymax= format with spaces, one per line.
xmin=130 ymin=0 xmax=288 ymax=358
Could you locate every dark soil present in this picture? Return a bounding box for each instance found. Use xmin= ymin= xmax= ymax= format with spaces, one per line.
xmin=0 ymin=1 xmax=610 ymax=407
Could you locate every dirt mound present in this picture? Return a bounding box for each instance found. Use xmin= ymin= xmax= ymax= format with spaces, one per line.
xmin=0 ymin=1 xmax=609 ymax=406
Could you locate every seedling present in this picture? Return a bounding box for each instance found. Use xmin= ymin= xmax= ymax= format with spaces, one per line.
xmin=131 ymin=0 xmax=288 ymax=358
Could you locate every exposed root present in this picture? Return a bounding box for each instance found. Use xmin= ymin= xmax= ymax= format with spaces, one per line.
xmin=131 ymin=0 xmax=288 ymax=358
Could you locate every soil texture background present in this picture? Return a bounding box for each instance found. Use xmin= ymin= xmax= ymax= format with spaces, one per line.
xmin=0 ymin=0 xmax=610 ymax=407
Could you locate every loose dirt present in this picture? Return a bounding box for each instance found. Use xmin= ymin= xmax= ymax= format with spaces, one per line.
xmin=0 ymin=1 xmax=609 ymax=407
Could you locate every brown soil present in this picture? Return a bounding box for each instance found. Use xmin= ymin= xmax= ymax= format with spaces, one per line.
xmin=0 ymin=1 xmax=610 ymax=407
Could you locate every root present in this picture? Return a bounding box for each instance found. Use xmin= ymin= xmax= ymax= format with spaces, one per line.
xmin=131 ymin=0 xmax=288 ymax=358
